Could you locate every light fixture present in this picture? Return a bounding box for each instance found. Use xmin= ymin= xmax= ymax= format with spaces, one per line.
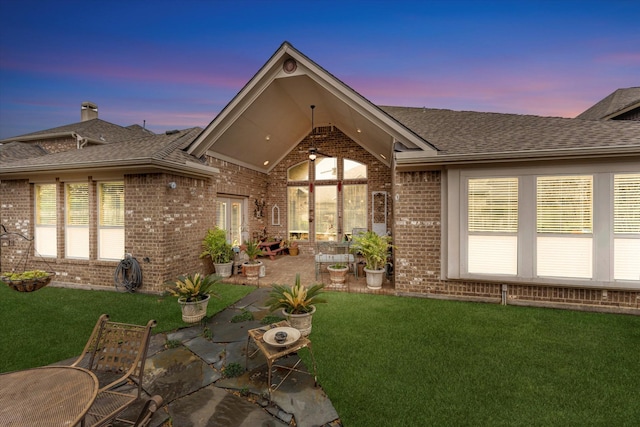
xmin=263 ymin=160 xmax=269 ymax=166
xmin=309 ymin=105 xmax=316 ymax=161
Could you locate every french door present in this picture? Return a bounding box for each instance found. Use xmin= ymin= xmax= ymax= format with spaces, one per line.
xmin=216 ymin=197 xmax=245 ymax=245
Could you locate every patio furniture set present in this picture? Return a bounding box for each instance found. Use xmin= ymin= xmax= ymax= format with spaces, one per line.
xmin=0 ymin=314 xmax=315 ymax=425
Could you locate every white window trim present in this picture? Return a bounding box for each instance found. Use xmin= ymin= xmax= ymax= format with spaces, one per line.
xmin=446 ymin=161 xmax=640 ymax=290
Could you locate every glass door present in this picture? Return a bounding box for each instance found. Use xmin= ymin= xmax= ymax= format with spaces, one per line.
xmin=216 ymin=197 xmax=245 ymax=245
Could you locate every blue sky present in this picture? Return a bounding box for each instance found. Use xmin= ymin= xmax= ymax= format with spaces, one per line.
xmin=0 ymin=0 xmax=638 ymax=139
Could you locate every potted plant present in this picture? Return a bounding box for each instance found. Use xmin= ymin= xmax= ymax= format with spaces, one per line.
xmin=1 ymin=269 xmax=53 ymax=292
xmin=289 ymin=240 xmax=299 ymax=256
xmin=351 ymin=231 xmax=392 ymax=289
xmin=166 ymin=273 xmax=220 ymax=323
xmin=241 ymin=240 xmax=265 ymax=278
xmin=327 ymin=262 xmax=348 ymax=287
xmin=200 ymin=227 xmax=235 ymax=278
xmin=265 ymin=273 xmax=325 ymax=336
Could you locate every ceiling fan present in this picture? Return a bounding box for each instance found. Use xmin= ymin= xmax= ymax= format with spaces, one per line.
xmin=306 ymin=105 xmax=329 ymax=161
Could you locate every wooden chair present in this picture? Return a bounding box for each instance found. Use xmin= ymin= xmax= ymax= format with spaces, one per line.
xmin=71 ymin=314 xmax=158 ymax=427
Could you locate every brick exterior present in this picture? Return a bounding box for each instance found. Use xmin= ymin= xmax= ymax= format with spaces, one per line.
xmin=1 ymin=173 xmax=215 ymax=293
xmin=393 ymin=170 xmax=640 ymax=312
xmin=2 ymin=128 xmax=637 ymax=312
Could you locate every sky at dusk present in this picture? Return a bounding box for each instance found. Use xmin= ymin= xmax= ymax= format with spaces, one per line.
xmin=0 ymin=0 xmax=638 ymax=139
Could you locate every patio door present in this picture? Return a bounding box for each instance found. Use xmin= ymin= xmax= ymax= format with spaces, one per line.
xmin=216 ymin=197 xmax=245 ymax=245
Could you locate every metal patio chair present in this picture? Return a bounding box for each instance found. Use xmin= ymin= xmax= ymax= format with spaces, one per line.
xmin=71 ymin=314 xmax=159 ymax=427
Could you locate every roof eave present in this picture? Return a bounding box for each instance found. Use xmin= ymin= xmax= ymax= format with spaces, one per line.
xmin=0 ymin=158 xmax=219 ymax=180
xmin=394 ymin=145 xmax=640 ymax=170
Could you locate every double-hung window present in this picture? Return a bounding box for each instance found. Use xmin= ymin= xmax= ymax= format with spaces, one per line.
xmin=98 ymin=182 xmax=124 ymax=260
xmin=66 ymin=183 xmax=89 ymax=258
xmin=614 ymin=173 xmax=640 ymax=281
xmin=35 ymin=184 xmax=57 ymax=257
xmin=467 ymin=177 xmax=518 ymax=275
xmin=536 ymin=175 xmax=593 ymax=279
xmin=453 ymin=167 xmax=639 ymax=288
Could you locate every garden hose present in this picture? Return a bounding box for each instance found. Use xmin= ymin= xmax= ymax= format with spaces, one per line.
xmin=114 ymin=254 xmax=142 ymax=292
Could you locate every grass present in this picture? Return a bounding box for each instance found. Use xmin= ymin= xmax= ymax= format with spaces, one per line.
xmin=308 ymin=292 xmax=640 ymax=427
xmin=2 ymin=284 xmax=639 ymax=426
xmin=0 ymin=283 xmax=254 ymax=373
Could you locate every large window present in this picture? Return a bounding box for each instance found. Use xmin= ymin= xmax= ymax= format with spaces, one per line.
xmin=343 ymin=184 xmax=367 ymax=236
xmin=35 ymin=183 xmax=56 ymax=257
xmin=451 ymin=167 xmax=639 ymax=288
xmin=287 ymin=158 xmax=367 ymax=242
xmin=66 ymin=183 xmax=89 ymax=258
xmin=98 ymin=182 xmax=124 ymax=260
xmin=468 ymin=178 xmax=518 ymax=275
xmin=288 ymin=186 xmax=309 ymax=240
xmin=315 ymin=185 xmax=337 ymax=241
xmin=536 ymin=176 xmax=592 ymax=279
xmin=614 ymin=173 xmax=640 ymax=280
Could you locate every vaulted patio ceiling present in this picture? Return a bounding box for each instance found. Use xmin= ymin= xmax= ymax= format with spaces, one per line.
xmin=187 ymin=42 xmax=435 ymax=173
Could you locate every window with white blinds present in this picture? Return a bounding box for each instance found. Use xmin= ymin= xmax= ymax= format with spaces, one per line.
xmin=66 ymin=183 xmax=89 ymax=258
xmin=614 ymin=173 xmax=640 ymax=280
xmin=35 ymin=184 xmax=57 ymax=257
xmin=98 ymin=182 xmax=124 ymax=260
xmin=467 ymin=178 xmax=518 ymax=275
xmin=536 ymin=176 xmax=593 ymax=278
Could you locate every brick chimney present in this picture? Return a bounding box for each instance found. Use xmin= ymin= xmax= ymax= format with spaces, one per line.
xmin=81 ymin=101 xmax=98 ymax=121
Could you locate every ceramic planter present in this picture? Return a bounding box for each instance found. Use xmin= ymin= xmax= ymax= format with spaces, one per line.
xmin=364 ymin=268 xmax=385 ymax=289
xmin=283 ymin=305 xmax=316 ymax=337
xmin=178 ymin=294 xmax=210 ymax=323
xmin=214 ymin=261 xmax=233 ymax=278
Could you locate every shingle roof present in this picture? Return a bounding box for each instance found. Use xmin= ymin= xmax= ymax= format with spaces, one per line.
xmin=576 ymin=87 xmax=640 ymax=120
xmin=0 ymin=142 xmax=48 ymax=162
xmin=0 ymin=128 xmax=211 ymax=176
xmin=0 ymin=118 xmax=154 ymax=144
xmin=381 ymin=106 xmax=640 ymax=156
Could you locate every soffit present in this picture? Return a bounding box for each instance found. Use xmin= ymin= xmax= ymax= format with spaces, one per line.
xmin=189 ymin=42 xmax=435 ymax=173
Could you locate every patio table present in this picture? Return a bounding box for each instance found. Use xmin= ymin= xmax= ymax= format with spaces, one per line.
xmin=0 ymin=365 xmax=98 ymax=426
xmin=246 ymin=321 xmax=318 ymax=397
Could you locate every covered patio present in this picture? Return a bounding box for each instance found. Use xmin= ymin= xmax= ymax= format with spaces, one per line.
xmin=223 ymin=254 xmax=395 ymax=295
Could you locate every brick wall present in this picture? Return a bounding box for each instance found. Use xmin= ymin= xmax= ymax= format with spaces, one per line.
xmin=393 ymin=170 xmax=640 ymax=311
xmin=0 ymin=173 xmax=216 ymax=293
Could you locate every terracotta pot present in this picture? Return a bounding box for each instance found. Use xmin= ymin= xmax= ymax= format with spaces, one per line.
xmin=289 ymin=246 xmax=299 ymax=256
xmin=327 ymin=265 xmax=348 ymax=286
xmin=243 ymin=261 xmax=263 ymax=278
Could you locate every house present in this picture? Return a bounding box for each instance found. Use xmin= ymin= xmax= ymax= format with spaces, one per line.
xmin=1 ymin=42 xmax=639 ymax=313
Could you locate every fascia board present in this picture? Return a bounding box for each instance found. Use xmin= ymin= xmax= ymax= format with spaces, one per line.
xmin=394 ymin=145 xmax=640 ymax=169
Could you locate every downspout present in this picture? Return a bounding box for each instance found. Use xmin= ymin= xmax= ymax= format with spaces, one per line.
xmin=501 ymin=284 xmax=508 ymax=305
xmin=75 ymin=133 xmax=88 ymax=149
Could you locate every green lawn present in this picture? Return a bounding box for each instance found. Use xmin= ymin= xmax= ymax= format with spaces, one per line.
xmin=309 ymin=293 xmax=640 ymax=427
xmin=1 ymin=284 xmax=639 ymax=426
xmin=0 ymin=283 xmax=254 ymax=373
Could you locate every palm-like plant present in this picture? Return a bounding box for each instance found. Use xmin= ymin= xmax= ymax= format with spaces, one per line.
xmin=166 ymin=273 xmax=220 ymax=302
xmin=265 ymin=273 xmax=326 ymax=314
xmin=351 ymin=231 xmax=392 ymax=271
xmin=242 ymin=241 xmax=264 ymax=264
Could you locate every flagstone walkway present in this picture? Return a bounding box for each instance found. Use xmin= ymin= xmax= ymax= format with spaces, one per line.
xmin=135 ymin=287 xmax=340 ymax=427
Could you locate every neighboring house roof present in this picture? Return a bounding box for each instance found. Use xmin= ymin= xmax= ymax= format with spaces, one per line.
xmin=0 ymin=118 xmax=154 ymax=145
xmin=0 ymin=128 xmax=219 ymax=179
xmin=576 ymin=87 xmax=640 ymax=120
xmin=0 ymin=141 xmax=48 ymax=162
